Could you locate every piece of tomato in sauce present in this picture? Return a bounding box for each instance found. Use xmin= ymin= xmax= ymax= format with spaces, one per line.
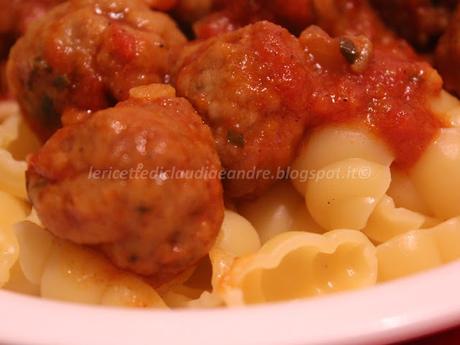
xmin=300 ymin=26 xmax=446 ymax=169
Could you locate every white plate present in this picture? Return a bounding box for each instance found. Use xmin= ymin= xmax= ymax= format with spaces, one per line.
xmin=1 ymin=261 xmax=460 ymax=345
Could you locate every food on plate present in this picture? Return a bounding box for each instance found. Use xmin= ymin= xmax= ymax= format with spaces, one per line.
xmin=26 ymin=84 xmax=224 ymax=285
xmin=174 ymin=21 xmax=310 ymax=199
xmin=0 ymin=0 xmax=460 ymax=309
xmin=7 ymin=0 xmax=186 ymax=140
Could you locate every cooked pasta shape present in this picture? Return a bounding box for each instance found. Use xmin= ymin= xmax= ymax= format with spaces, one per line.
xmin=305 ymin=158 xmax=391 ymax=231
xmin=363 ymin=195 xmax=428 ymax=244
xmin=209 ymin=210 xmax=261 ymax=288
xmin=411 ymin=128 xmax=460 ymax=219
xmin=377 ymin=217 xmax=460 ymax=282
xmin=429 ymin=91 xmax=460 ymax=127
xmin=14 ymin=221 xmax=55 ymax=285
xmin=219 ymin=230 xmax=377 ymax=306
xmin=0 ymin=224 xmax=19 ymax=287
xmin=239 ymin=182 xmax=324 ymax=243
xmin=0 ymin=190 xmax=29 ymax=227
xmin=292 ymin=126 xmax=394 ymax=195
xmin=387 ymin=168 xmax=432 ymax=215
xmin=40 ymin=240 xmax=166 ymax=308
xmin=0 ymin=149 xmax=28 ymax=200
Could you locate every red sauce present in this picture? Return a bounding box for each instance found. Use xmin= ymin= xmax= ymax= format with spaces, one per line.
xmin=300 ymin=27 xmax=445 ymax=169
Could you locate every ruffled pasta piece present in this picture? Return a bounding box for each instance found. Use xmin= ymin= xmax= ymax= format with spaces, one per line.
xmin=40 ymin=240 xmax=166 ymax=307
xmin=101 ymin=275 xmax=167 ymax=308
xmin=411 ymin=128 xmax=460 ymax=219
xmin=0 ymin=149 xmax=27 ymax=200
xmin=292 ymin=126 xmax=394 ymax=195
xmin=219 ymin=230 xmax=377 ymax=306
xmin=429 ymin=90 xmax=460 ymax=127
xmin=0 ymin=100 xmax=40 ymax=159
xmin=0 ymin=190 xmax=29 ymax=227
xmin=363 ymin=195 xmax=428 ymax=244
xmin=162 ymin=211 xmax=260 ymax=308
xmin=239 ymin=182 xmax=324 ymax=243
xmin=0 ymin=224 xmax=19 ymax=287
xmin=377 ymin=217 xmax=460 ymax=282
xmin=13 ymin=220 xmax=166 ymax=307
xmin=209 ymin=210 xmax=261 ymax=288
xmin=3 ymin=262 xmax=40 ymax=296
xmin=387 ymin=168 xmax=432 ymax=215
xmin=305 ymin=158 xmax=391 ymax=231
xmin=14 ymin=221 xmax=55 ymax=285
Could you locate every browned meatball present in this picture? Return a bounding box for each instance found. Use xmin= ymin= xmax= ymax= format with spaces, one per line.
xmin=174 ymin=21 xmax=310 ymax=199
xmin=7 ymin=0 xmax=186 ymax=141
xmin=436 ymin=5 xmax=460 ymax=97
xmin=26 ymin=84 xmax=224 ymax=285
xmin=370 ymin=0 xmax=456 ymax=50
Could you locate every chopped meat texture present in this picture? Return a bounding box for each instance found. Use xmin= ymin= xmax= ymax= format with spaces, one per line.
xmin=27 ymin=87 xmax=224 ymax=285
xmin=7 ymin=0 xmax=186 ymax=140
xmin=174 ymin=21 xmax=311 ymax=199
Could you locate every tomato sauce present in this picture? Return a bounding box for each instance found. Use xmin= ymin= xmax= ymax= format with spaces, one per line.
xmin=300 ymin=27 xmax=445 ymax=169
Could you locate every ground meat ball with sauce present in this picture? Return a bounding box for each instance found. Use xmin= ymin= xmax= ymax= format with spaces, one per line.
xmin=436 ymin=5 xmax=460 ymax=97
xmin=7 ymin=0 xmax=186 ymax=140
xmin=174 ymin=21 xmax=310 ymax=199
xmin=27 ymin=85 xmax=224 ymax=285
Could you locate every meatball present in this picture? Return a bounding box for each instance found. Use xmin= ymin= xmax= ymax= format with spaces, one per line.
xmin=174 ymin=21 xmax=310 ymax=199
xmin=7 ymin=0 xmax=186 ymax=141
xmin=26 ymin=84 xmax=224 ymax=285
xmin=435 ymin=5 xmax=460 ymax=97
xmin=370 ymin=0 xmax=456 ymax=50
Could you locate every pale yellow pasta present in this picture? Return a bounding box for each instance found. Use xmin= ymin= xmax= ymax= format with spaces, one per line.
xmin=0 ymin=224 xmax=19 ymax=287
xmin=0 ymin=190 xmax=29 ymax=227
xmin=305 ymin=158 xmax=391 ymax=231
xmin=210 ymin=210 xmax=260 ymax=289
xmin=14 ymin=221 xmax=55 ymax=285
xmin=292 ymin=126 xmax=394 ymax=195
xmin=40 ymin=240 xmax=166 ymax=308
xmin=239 ymin=182 xmax=324 ymax=243
xmin=377 ymin=231 xmax=443 ymax=282
xmin=0 ymin=149 xmax=27 ymax=200
xmin=3 ymin=262 xmax=40 ymax=296
xmin=219 ymin=230 xmax=377 ymax=306
xmin=0 ymin=114 xmax=20 ymax=149
xmin=101 ymin=275 xmax=167 ymax=308
xmin=377 ymin=218 xmax=460 ymax=282
xmin=429 ymin=90 xmax=460 ymax=127
xmin=430 ymin=217 xmax=460 ymax=263
xmin=162 ymin=211 xmax=260 ymax=308
xmin=387 ymin=168 xmax=432 ymax=215
xmin=411 ymin=128 xmax=460 ymax=219
xmin=363 ymin=195 xmax=427 ymax=244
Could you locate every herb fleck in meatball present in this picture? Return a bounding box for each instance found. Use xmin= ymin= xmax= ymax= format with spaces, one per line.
xmin=7 ymin=0 xmax=186 ymax=140
xmin=174 ymin=21 xmax=310 ymax=199
xmin=27 ymin=85 xmax=224 ymax=285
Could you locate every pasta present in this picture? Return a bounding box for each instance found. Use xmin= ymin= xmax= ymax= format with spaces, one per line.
xmin=291 ymin=126 xmax=394 ymax=195
xmin=239 ymin=182 xmax=324 ymax=243
xmin=305 ymin=158 xmax=391 ymax=230
xmin=411 ymin=128 xmax=460 ymax=219
xmin=219 ymin=230 xmax=377 ymax=306
xmin=1 ymin=0 xmax=460 ymax=310
xmin=387 ymin=168 xmax=432 ymax=215
xmin=363 ymin=195 xmax=429 ymax=244
xmin=377 ymin=217 xmax=460 ymax=282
